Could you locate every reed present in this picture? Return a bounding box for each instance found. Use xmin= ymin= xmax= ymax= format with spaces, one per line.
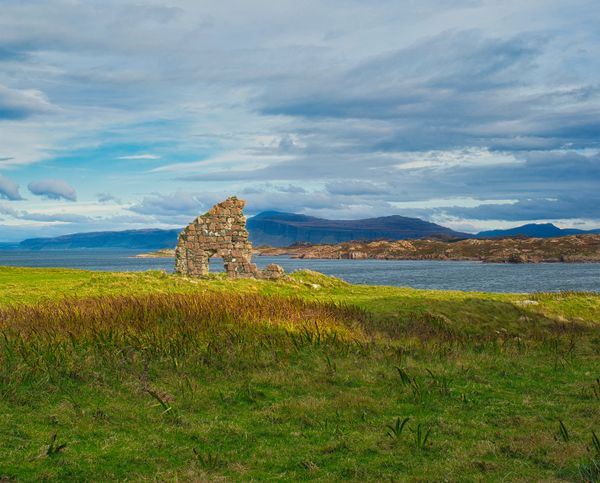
xmin=0 ymin=292 xmax=368 ymax=383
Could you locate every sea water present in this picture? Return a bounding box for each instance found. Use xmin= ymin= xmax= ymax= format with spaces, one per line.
xmin=0 ymin=248 xmax=599 ymax=293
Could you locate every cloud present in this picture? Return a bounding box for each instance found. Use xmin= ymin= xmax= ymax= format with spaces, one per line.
xmin=257 ymin=29 xmax=600 ymax=153
xmin=126 ymin=188 xmax=398 ymax=221
xmin=326 ymin=180 xmax=389 ymax=196
xmin=96 ymin=192 xmax=121 ymax=203
xmin=129 ymin=191 xmax=207 ymax=217
xmin=0 ymin=203 xmax=88 ymax=223
xmin=28 ymin=179 xmax=77 ymax=201
xmin=0 ymin=84 xmax=57 ymax=120
xmin=18 ymin=212 xmax=90 ymax=223
xmin=0 ymin=175 xmax=24 ymax=200
xmin=0 ymin=203 xmax=19 ymax=217
xmin=117 ymin=154 xmax=161 ymax=160
xmin=241 ymin=183 xmax=307 ymax=195
xmin=439 ymin=196 xmax=600 ymax=221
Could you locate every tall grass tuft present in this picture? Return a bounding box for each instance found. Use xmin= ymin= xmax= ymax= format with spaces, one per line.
xmin=0 ymin=293 xmax=368 ymax=382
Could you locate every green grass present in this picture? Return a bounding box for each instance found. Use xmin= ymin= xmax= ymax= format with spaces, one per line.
xmin=0 ymin=266 xmax=599 ymax=481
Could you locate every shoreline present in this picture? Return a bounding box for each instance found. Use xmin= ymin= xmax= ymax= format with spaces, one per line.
xmin=131 ymin=252 xmax=600 ymax=264
xmin=132 ymin=234 xmax=600 ymax=264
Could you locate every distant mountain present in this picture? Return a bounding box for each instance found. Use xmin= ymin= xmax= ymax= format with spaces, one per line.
xmin=477 ymin=223 xmax=600 ymax=239
xmin=15 ymin=211 xmax=468 ymax=250
xmin=16 ymin=217 xmax=598 ymax=251
xmin=19 ymin=229 xmax=180 ymax=250
xmin=247 ymin=211 xmax=468 ymax=246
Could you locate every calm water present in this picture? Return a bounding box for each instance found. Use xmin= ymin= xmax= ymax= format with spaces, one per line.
xmin=1 ymin=248 xmax=599 ymax=293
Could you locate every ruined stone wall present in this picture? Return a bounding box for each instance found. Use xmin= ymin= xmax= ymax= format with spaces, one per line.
xmin=175 ymin=196 xmax=284 ymax=279
xmin=175 ymin=196 xmax=259 ymax=278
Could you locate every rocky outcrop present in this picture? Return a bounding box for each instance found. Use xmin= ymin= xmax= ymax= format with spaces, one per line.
xmin=175 ymin=196 xmax=284 ymax=279
xmin=254 ymin=235 xmax=600 ymax=263
xmin=261 ymin=263 xmax=286 ymax=280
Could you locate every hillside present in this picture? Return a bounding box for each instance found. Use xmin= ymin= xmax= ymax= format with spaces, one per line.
xmin=19 ymin=228 xmax=180 ymax=250
xmin=247 ymin=211 xmax=467 ymax=246
xmin=14 ymin=212 xmax=468 ymax=250
xmin=258 ymin=234 xmax=600 ymax=263
xmin=12 ymin=217 xmax=600 ymax=251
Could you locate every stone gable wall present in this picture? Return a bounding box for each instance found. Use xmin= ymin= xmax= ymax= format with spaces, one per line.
xmin=175 ymin=196 xmax=283 ymax=279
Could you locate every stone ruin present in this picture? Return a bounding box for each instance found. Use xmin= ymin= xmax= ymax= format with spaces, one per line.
xmin=175 ymin=196 xmax=285 ymax=279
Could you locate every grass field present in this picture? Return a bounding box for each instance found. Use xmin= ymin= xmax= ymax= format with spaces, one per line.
xmin=0 ymin=266 xmax=599 ymax=481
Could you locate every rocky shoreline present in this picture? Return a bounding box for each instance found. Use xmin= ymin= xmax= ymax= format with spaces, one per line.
xmin=134 ymin=234 xmax=600 ymax=264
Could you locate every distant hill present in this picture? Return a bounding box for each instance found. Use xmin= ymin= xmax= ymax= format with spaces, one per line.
xmin=14 ymin=211 xmax=468 ymax=250
xmin=477 ymin=223 xmax=600 ymax=238
xmin=247 ymin=211 xmax=467 ymax=246
xmin=14 ymin=217 xmax=600 ymax=251
xmin=19 ymin=229 xmax=180 ymax=250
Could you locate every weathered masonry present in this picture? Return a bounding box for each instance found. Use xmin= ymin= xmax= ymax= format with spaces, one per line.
xmin=175 ymin=196 xmax=284 ymax=279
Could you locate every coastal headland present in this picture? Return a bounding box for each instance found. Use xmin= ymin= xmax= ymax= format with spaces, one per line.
xmin=135 ymin=234 xmax=600 ymax=263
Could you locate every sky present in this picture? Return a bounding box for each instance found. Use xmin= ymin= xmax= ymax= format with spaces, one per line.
xmin=1 ymin=0 xmax=600 ymax=242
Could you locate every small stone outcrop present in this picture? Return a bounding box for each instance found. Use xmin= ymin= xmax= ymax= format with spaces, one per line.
xmin=175 ymin=196 xmax=284 ymax=279
xmin=261 ymin=263 xmax=286 ymax=280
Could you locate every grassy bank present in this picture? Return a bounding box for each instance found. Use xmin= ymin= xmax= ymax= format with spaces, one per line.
xmin=0 ymin=267 xmax=599 ymax=481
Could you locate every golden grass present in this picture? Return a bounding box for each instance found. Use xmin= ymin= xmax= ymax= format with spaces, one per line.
xmin=0 ymin=292 xmax=368 ymax=376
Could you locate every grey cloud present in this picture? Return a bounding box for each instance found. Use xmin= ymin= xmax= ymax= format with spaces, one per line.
xmin=0 ymin=203 xmax=19 ymax=216
xmin=241 ymin=183 xmax=307 ymax=195
xmin=28 ymin=179 xmax=77 ymax=201
xmin=129 ymin=192 xmax=207 ymax=217
xmin=115 ymin=5 xmax=183 ymax=25
xmin=0 ymin=175 xmax=24 ymax=200
xmin=257 ymin=30 xmax=600 ymax=153
xmin=189 ymin=149 xmax=600 ymax=205
xmin=262 ymin=31 xmax=545 ymax=118
xmin=96 ymin=192 xmax=121 ymax=203
xmin=240 ymin=191 xmax=398 ymax=219
xmin=0 ymin=84 xmax=56 ymax=120
xmin=439 ymin=151 xmax=600 ymax=200
xmin=277 ymin=184 xmax=306 ymax=194
xmin=127 ymin=188 xmax=396 ymax=222
xmin=326 ymin=180 xmax=389 ymax=196
xmin=439 ymin=196 xmax=600 ymax=221
xmin=172 ymin=147 xmax=600 ymax=226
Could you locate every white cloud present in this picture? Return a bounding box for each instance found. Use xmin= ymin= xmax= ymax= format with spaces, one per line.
xmin=117 ymin=154 xmax=161 ymax=160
